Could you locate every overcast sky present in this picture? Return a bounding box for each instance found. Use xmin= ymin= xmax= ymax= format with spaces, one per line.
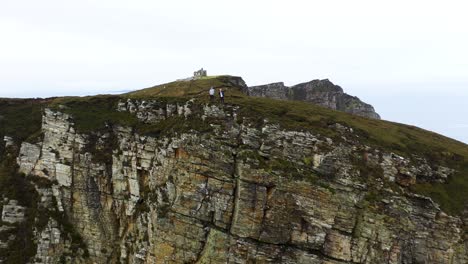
xmin=0 ymin=0 xmax=467 ymax=143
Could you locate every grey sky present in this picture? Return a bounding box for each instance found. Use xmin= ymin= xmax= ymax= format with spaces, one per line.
xmin=0 ymin=0 xmax=467 ymax=143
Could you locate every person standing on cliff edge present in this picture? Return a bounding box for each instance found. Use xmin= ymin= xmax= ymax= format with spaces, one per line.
xmin=219 ymin=88 xmax=224 ymax=104
xmin=209 ymin=86 xmax=215 ymax=102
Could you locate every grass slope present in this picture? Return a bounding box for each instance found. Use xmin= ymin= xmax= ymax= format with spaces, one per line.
xmin=0 ymin=99 xmax=49 ymax=143
xmin=126 ymin=75 xmax=244 ymax=98
xmin=49 ymin=95 xmax=138 ymax=133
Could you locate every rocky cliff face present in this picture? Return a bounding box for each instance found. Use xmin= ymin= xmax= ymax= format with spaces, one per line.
xmin=0 ymin=94 xmax=466 ymax=263
xmin=247 ymin=80 xmax=381 ymax=119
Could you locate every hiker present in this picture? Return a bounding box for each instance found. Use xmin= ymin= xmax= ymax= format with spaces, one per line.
xmin=219 ymin=88 xmax=225 ymax=104
xmin=209 ymin=86 xmax=215 ymax=102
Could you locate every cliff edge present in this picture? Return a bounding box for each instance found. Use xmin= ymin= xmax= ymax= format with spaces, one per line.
xmin=0 ymin=76 xmax=466 ymax=263
xmin=247 ymin=79 xmax=381 ymax=119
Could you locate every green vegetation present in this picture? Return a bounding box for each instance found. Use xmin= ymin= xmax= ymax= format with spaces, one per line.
xmin=0 ymin=98 xmax=48 ymax=143
xmin=411 ymin=165 xmax=468 ymax=215
xmin=232 ymin=96 xmax=468 ymax=164
xmin=232 ymin=96 xmax=340 ymax=136
xmin=238 ymin=149 xmax=324 ymax=185
xmin=138 ymin=116 xmax=212 ymax=137
xmin=350 ymin=150 xmax=385 ymax=180
xmin=50 ymin=95 xmax=212 ymax=139
xmin=49 ymin=95 xmax=138 ymax=133
xmin=268 ymin=158 xmax=311 ymax=181
xmin=0 ymin=151 xmax=39 ymax=262
xmin=126 ymin=75 xmax=243 ymax=98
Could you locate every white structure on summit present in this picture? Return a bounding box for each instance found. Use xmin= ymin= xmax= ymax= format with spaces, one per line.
xmin=194 ymin=68 xmax=207 ymax=78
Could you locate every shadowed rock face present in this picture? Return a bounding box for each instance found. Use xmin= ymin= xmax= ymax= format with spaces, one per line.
xmin=247 ymin=79 xmax=381 ymax=119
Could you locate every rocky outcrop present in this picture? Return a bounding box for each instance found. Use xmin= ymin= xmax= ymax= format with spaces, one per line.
xmin=1 ymin=199 xmax=25 ymax=224
xmin=247 ymin=79 xmax=381 ymax=119
xmin=2 ymin=98 xmax=464 ymax=263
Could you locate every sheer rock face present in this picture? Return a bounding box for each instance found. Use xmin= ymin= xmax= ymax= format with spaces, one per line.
xmin=4 ymin=99 xmax=466 ymax=263
xmin=246 ymin=80 xmax=381 ymax=119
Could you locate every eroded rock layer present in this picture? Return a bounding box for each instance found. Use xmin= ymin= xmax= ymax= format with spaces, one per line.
xmin=246 ymin=80 xmax=381 ymax=119
xmin=0 ymin=99 xmax=466 ymax=264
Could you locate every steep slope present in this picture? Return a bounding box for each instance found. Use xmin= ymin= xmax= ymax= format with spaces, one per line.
xmin=0 ymin=76 xmax=467 ymax=263
xmin=247 ymin=80 xmax=381 ymax=119
xmin=128 ymin=75 xmax=247 ymax=98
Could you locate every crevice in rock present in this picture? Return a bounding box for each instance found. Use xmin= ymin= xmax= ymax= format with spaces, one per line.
xmin=258 ymin=185 xmax=275 ymax=239
xmin=228 ymin=127 xmax=243 ymax=235
xmin=193 ymin=226 xmax=211 ymax=263
xmin=194 ymin=215 xmax=359 ymax=264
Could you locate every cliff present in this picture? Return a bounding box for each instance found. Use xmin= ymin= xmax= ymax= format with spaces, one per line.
xmin=0 ymin=76 xmax=467 ymax=263
xmin=247 ymin=80 xmax=381 ymax=119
